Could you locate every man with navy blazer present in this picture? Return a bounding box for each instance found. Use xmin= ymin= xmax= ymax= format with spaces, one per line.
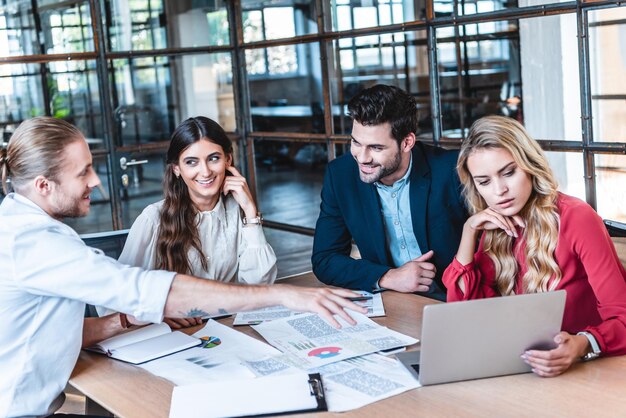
xmin=312 ymin=85 xmax=467 ymax=300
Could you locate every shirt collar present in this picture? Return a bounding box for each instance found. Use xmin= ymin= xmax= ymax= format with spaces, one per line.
xmin=197 ymin=195 xmax=226 ymax=219
xmin=374 ymin=153 xmax=413 ymax=191
xmin=11 ymin=192 xmax=50 ymax=215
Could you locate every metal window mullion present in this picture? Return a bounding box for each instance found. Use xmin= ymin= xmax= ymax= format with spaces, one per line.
xmin=577 ymin=7 xmax=596 ymax=209
xmin=31 ymin=0 xmax=52 ymax=116
xmin=90 ymin=0 xmax=123 ymax=229
xmin=230 ymin=0 xmax=255 ymax=200
xmin=427 ymin=8 xmax=442 ymax=143
xmin=316 ymin=0 xmax=334 ymax=160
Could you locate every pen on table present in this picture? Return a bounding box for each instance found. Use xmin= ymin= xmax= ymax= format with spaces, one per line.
xmin=348 ymin=296 xmax=373 ymax=302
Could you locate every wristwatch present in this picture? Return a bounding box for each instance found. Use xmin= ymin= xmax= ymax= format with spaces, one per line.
xmin=242 ymin=213 xmax=263 ymax=226
xmin=577 ymin=331 xmax=601 ymax=361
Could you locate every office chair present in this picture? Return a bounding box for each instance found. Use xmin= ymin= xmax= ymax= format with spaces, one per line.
xmin=80 ymin=229 xmax=130 ymax=317
xmin=604 ymin=219 xmax=626 ymax=238
xmin=604 ymin=220 xmax=626 ymax=269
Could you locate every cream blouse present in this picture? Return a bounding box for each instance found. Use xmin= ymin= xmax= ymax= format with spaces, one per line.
xmin=119 ymin=195 xmax=277 ymax=284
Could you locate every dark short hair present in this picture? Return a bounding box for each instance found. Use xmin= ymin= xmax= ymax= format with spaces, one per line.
xmin=347 ymin=84 xmax=417 ymax=144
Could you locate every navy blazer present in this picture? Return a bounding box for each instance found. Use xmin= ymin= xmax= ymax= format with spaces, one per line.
xmin=312 ymin=142 xmax=467 ymax=295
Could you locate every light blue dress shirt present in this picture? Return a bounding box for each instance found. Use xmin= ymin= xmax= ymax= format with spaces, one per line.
xmin=374 ymin=155 xmax=422 ymax=268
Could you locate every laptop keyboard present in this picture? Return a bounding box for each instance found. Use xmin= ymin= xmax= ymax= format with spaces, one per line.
xmin=411 ymin=364 xmax=420 ymax=375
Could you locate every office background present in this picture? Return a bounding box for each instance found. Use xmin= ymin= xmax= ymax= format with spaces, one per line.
xmin=0 ymin=0 xmax=624 ymax=277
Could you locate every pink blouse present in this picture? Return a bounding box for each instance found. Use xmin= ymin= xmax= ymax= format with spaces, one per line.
xmin=443 ymin=193 xmax=626 ymax=356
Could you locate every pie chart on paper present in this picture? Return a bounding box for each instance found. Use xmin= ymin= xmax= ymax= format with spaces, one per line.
xmin=200 ymin=336 xmax=222 ymax=348
xmin=308 ymin=346 xmax=341 ymax=359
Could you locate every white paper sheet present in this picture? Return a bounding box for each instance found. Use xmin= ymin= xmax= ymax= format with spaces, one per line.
xmin=232 ymin=292 xmax=385 ymax=326
xmin=314 ymin=354 xmax=421 ymax=412
xmin=241 ymin=353 xmax=420 ymax=412
xmin=139 ymin=320 xmax=280 ymax=385
xmin=251 ymin=310 xmax=417 ymax=369
xmin=169 ymin=372 xmax=319 ymax=418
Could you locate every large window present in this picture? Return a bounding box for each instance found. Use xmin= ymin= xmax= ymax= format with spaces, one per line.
xmin=243 ymin=7 xmax=298 ymax=76
xmin=0 ymin=0 xmax=625 ymax=258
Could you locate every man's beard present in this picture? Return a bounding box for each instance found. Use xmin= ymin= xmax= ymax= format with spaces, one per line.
xmin=50 ymin=193 xmax=89 ymax=219
xmin=358 ymin=153 xmax=402 ymax=184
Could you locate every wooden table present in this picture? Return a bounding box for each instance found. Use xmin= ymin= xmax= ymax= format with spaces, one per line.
xmin=70 ymin=272 xmax=626 ymax=417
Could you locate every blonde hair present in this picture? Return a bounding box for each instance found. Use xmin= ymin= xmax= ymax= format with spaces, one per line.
xmin=1 ymin=117 xmax=84 ymax=194
xmin=457 ymin=115 xmax=561 ymax=295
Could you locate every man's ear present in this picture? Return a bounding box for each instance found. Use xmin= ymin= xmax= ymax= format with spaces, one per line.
xmin=402 ymin=132 xmax=416 ymax=152
xmin=33 ymin=175 xmax=53 ymax=196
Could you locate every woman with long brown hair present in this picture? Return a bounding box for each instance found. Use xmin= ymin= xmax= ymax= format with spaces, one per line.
xmin=117 ymin=116 xmax=277 ymax=328
xmin=443 ymin=115 xmax=626 ymax=376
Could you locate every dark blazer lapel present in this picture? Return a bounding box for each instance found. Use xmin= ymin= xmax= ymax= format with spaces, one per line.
xmin=357 ymin=179 xmax=389 ymax=265
xmin=409 ymin=144 xmax=432 ymax=253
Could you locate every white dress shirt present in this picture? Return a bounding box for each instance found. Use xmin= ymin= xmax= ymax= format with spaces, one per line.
xmin=0 ymin=193 xmax=175 ymax=418
xmin=118 ymin=195 xmax=277 ymax=284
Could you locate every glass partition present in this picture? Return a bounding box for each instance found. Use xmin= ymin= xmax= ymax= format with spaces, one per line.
xmin=0 ymin=1 xmax=38 ymax=57
xmin=40 ymin=0 xmax=93 ymax=54
xmin=595 ymin=154 xmax=626 ymax=222
xmin=330 ymin=31 xmax=429 ymax=135
xmin=106 ymin=0 xmax=231 ymax=51
xmin=0 ymin=63 xmax=45 ymax=136
xmin=329 ymin=0 xmax=416 ymax=32
xmin=253 ymin=138 xmax=326 ymax=228
xmin=48 ymin=59 xmax=103 ymax=139
xmin=588 ymin=8 xmax=626 ymax=142
xmin=242 ymin=0 xmax=318 ymax=40
xmin=110 ymin=52 xmax=234 ymax=146
xmin=436 ymin=19 xmax=520 ymax=139
xmin=518 ymin=13 xmax=581 ymax=141
xmin=248 ymin=42 xmax=324 ymax=133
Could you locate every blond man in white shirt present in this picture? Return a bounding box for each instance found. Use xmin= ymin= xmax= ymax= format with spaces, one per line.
xmin=0 ymin=117 xmax=363 ymax=418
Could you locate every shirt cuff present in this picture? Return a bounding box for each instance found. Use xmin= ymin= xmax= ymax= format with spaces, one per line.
xmin=452 ymin=256 xmax=475 ymax=271
xmin=241 ymin=224 xmax=267 ymax=248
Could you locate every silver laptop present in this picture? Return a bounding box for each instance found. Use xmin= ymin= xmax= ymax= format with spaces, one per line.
xmin=397 ymin=290 xmax=566 ymax=386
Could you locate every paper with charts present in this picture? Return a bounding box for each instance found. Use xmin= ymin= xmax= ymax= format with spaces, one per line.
xmin=139 ymin=320 xmax=281 ymax=385
xmin=251 ymin=310 xmax=417 ymax=369
xmin=232 ymin=291 xmax=384 ymax=326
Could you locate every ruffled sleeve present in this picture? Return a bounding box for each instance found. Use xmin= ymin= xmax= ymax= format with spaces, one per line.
xmin=236 ymin=223 xmax=277 ymax=284
xmin=443 ymin=237 xmax=499 ymax=302
xmin=118 ymin=204 xmax=161 ymax=270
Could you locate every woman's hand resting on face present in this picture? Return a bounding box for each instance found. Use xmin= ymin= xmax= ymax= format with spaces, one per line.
xmin=465 ymin=207 xmax=525 ymax=238
xmin=223 ymin=166 xmax=258 ymax=220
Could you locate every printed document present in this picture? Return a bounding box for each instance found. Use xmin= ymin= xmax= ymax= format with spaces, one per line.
xmin=232 ymin=292 xmax=385 ymax=326
xmin=251 ymin=310 xmax=417 ymax=369
xmin=242 ymin=353 xmax=420 ymax=412
xmin=139 ymin=320 xmax=280 ymax=385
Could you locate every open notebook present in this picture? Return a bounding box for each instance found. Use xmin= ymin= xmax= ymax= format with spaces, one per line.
xmin=87 ymin=323 xmax=201 ymax=364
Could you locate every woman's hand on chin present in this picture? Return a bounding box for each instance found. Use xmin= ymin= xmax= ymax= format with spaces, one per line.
xmin=466 ymin=207 xmax=525 ymax=238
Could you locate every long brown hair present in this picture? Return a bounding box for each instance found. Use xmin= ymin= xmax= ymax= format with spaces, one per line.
xmin=457 ymin=116 xmax=561 ymax=295
xmin=155 ymin=116 xmax=233 ymax=274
